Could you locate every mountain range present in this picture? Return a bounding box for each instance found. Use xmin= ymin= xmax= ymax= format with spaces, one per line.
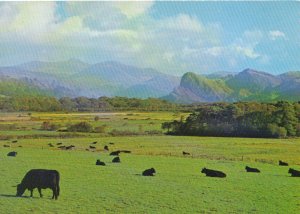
xmin=165 ymin=69 xmax=300 ymax=103
xmin=0 ymin=60 xmax=180 ymax=98
xmin=0 ymin=60 xmax=299 ymax=103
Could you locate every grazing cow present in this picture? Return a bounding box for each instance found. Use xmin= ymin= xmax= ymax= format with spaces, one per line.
xmin=110 ymin=150 xmax=121 ymax=156
xmin=89 ymin=146 xmax=96 ymax=149
xmin=288 ymin=168 xmax=300 ymax=177
xmin=16 ymin=169 xmax=60 ymax=200
xmin=182 ymin=151 xmax=190 ymax=155
xmin=48 ymin=143 xmax=54 ymax=147
xmin=65 ymin=145 xmax=73 ymax=150
xmin=96 ymin=159 xmax=105 ymax=166
xmin=3 ymin=144 xmax=10 ymax=147
xmin=112 ymin=157 xmax=120 ymax=163
xmin=279 ymin=160 xmax=288 ymax=166
xmin=142 ymin=168 xmax=156 ymax=176
xmin=12 ymin=140 xmax=18 ymax=143
xmin=56 ymin=143 xmax=62 ymax=145
xmin=245 ymin=166 xmax=260 ymax=173
xmin=85 ymin=149 xmax=89 ymax=151
xmin=7 ymin=151 xmax=17 ymax=157
xmin=92 ymin=141 xmax=97 ymax=144
xmin=18 ymin=146 xmax=22 ymax=148
xmin=104 ymin=145 xmax=109 ymax=151
xmin=109 ymin=142 xmax=114 ymax=145
xmin=201 ymin=168 xmax=226 ymax=178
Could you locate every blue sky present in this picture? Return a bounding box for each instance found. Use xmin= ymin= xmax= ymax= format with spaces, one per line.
xmin=0 ymin=1 xmax=299 ymax=75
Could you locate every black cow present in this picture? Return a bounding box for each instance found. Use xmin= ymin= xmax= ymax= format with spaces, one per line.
xmin=12 ymin=140 xmax=18 ymax=143
xmin=288 ymin=168 xmax=300 ymax=177
xmin=112 ymin=157 xmax=120 ymax=163
xmin=7 ymin=151 xmax=17 ymax=157
xmin=110 ymin=150 xmax=121 ymax=156
xmin=201 ymin=168 xmax=226 ymax=178
xmin=48 ymin=143 xmax=54 ymax=147
xmin=279 ymin=160 xmax=288 ymax=166
xmin=142 ymin=168 xmax=156 ymax=176
xmin=56 ymin=142 xmax=62 ymax=145
xmin=3 ymin=144 xmax=10 ymax=147
xmin=109 ymin=142 xmax=114 ymax=145
xmin=65 ymin=145 xmax=73 ymax=150
xmin=245 ymin=166 xmax=260 ymax=173
xmin=96 ymin=159 xmax=105 ymax=166
xmin=16 ymin=169 xmax=60 ymax=200
xmin=104 ymin=145 xmax=109 ymax=151
xmin=89 ymin=146 xmax=96 ymax=149
xmin=92 ymin=141 xmax=97 ymax=144
xmin=182 ymin=151 xmax=190 ymax=155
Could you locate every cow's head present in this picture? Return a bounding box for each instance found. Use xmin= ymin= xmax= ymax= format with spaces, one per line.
xmin=16 ymin=184 xmax=25 ymax=197
xmin=150 ymin=168 xmax=156 ymax=174
xmin=201 ymin=168 xmax=207 ymax=173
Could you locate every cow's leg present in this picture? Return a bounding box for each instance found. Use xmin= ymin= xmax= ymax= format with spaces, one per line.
xmin=38 ymin=188 xmax=43 ymax=198
xmin=52 ymin=188 xmax=55 ymax=199
xmin=30 ymin=189 xmax=33 ymax=197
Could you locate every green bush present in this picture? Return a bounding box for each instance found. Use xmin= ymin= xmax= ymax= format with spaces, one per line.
xmin=68 ymin=122 xmax=93 ymax=133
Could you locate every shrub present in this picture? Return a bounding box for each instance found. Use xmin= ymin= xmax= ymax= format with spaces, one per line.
xmin=68 ymin=122 xmax=93 ymax=133
xmin=41 ymin=121 xmax=60 ymax=131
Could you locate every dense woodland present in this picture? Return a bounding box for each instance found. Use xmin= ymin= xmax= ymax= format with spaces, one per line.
xmin=162 ymin=101 xmax=300 ymax=138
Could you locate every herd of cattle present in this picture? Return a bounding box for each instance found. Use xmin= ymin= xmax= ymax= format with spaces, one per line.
xmin=3 ymin=140 xmax=300 ymax=200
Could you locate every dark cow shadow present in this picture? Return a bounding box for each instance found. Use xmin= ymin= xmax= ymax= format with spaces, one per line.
xmin=0 ymin=194 xmax=42 ymax=199
xmin=0 ymin=194 xmax=23 ymax=198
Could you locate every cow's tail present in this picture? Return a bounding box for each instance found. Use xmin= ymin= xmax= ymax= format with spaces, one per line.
xmin=56 ymin=171 xmax=60 ymax=197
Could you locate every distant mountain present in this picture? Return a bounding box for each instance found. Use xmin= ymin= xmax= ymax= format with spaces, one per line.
xmin=164 ymin=69 xmax=300 ymax=103
xmin=0 ymin=77 xmax=54 ymax=97
xmin=0 ymin=60 xmax=179 ymax=98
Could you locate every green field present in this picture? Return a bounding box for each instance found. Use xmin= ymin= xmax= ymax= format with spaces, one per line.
xmin=0 ymin=112 xmax=299 ymax=213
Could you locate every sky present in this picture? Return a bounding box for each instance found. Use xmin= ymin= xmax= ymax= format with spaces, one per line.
xmin=0 ymin=1 xmax=299 ymax=75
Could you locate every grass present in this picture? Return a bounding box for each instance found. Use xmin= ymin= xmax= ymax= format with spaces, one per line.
xmin=0 ymin=112 xmax=299 ymax=213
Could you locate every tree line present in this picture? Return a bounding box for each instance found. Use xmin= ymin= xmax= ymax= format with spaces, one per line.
xmin=0 ymin=95 xmax=179 ymax=112
xmin=162 ymin=101 xmax=300 ymax=138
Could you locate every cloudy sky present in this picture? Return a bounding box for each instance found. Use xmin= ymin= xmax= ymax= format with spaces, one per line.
xmin=0 ymin=1 xmax=299 ymax=75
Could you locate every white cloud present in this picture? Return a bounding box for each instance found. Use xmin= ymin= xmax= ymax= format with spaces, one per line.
xmin=233 ymin=45 xmax=260 ymax=59
xmin=115 ymin=1 xmax=154 ymax=18
xmin=269 ymin=30 xmax=286 ymax=40
xmin=0 ymin=2 xmax=272 ymax=74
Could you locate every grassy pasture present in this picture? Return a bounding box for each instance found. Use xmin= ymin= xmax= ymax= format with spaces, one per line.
xmin=0 ymin=112 xmax=299 ymax=213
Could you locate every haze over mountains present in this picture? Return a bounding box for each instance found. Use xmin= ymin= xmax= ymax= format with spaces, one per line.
xmin=0 ymin=60 xmax=299 ymax=103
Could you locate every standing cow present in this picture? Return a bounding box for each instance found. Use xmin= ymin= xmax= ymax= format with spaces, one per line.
xmin=16 ymin=169 xmax=60 ymax=200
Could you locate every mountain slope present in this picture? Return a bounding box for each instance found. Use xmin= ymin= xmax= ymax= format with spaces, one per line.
xmin=0 ymin=60 xmax=179 ymax=98
xmin=0 ymin=77 xmax=54 ymax=97
xmin=165 ymin=70 xmax=300 ymax=103
xmin=165 ymin=72 xmax=233 ymax=103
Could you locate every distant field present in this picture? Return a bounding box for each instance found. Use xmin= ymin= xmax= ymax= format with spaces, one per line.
xmin=0 ymin=112 xmax=299 ymax=213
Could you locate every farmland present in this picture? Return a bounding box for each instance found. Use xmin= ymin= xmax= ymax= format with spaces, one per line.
xmin=0 ymin=112 xmax=299 ymax=213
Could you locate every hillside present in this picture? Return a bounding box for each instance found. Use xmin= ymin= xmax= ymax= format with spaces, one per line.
xmin=0 ymin=60 xmax=179 ymax=98
xmin=165 ymin=70 xmax=300 ymax=103
xmin=0 ymin=77 xmax=54 ymax=97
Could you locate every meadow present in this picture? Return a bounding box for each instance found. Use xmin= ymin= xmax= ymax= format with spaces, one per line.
xmin=0 ymin=112 xmax=299 ymax=213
